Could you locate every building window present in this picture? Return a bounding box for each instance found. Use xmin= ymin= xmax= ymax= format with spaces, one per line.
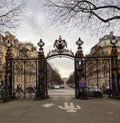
xmin=0 ymin=58 xmax=2 ymax=66
xmin=0 ymin=47 xmax=2 ymax=54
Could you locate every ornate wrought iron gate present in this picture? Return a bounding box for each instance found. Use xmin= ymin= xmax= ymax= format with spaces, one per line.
xmin=13 ymin=59 xmax=37 ymax=98
xmin=74 ymin=35 xmax=120 ymax=98
xmin=5 ymin=39 xmax=48 ymax=99
xmin=5 ymin=58 xmax=48 ymax=99
xmin=4 ymin=34 xmax=120 ymax=100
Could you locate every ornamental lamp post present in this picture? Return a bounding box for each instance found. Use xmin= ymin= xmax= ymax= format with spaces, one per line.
xmin=75 ymin=37 xmax=85 ymax=98
xmin=110 ymin=32 xmax=119 ymax=97
xmin=118 ymin=53 xmax=120 ymax=94
xmin=36 ymin=39 xmax=47 ymax=99
xmin=76 ymin=37 xmax=84 ymax=57
xmin=7 ymin=40 xmax=12 ymax=47
xmin=37 ymin=39 xmax=45 ymax=57
xmin=5 ymin=40 xmax=14 ymax=97
xmin=6 ymin=40 xmax=13 ymax=59
xmin=110 ymin=36 xmax=118 ymax=57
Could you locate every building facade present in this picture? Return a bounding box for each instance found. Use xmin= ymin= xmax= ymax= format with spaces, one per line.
xmin=0 ymin=31 xmax=56 ymax=95
xmin=85 ymin=33 xmax=120 ymax=90
xmin=0 ymin=31 xmax=38 ymax=90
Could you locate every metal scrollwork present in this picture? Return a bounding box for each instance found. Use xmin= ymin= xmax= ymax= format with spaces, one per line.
xmin=54 ymin=35 xmax=67 ymax=50
xmin=47 ymin=35 xmax=74 ymax=58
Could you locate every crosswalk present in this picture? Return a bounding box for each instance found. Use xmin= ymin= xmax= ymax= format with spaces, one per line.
xmin=48 ymin=88 xmax=75 ymax=99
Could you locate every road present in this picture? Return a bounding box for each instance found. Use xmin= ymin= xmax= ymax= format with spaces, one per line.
xmin=0 ymin=86 xmax=120 ymax=123
xmin=48 ymin=85 xmax=75 ymax=100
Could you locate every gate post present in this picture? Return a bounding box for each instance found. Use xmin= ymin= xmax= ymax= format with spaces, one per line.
xmin=110 ymin=32 xmax=119 ymax=97
xmin=5 ymin=40 xmax=14 ymax=98
xmin=75 ymin=38 xmax=84 ymax=98
xmin=35 ymin=39 xmax=48 ymax=99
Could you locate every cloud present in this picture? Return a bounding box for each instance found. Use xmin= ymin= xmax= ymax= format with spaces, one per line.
xmin=48 ymin=58 xmax=74 ymax=78
xmin=14 ymin=0 xmax=100 ymax=78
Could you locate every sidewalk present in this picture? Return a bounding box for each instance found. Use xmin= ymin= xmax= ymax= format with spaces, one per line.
xmin=0 ymin=99 xmax=3 ymax=103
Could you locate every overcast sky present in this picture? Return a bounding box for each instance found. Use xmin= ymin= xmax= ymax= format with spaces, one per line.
xmin=14 ymin=0 xmax=108 ymax=78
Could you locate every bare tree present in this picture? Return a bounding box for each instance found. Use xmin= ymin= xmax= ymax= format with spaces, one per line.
xmin=52 ymin=68 xmax=63 ymax=84
xmin=66 ymin=72 xmax=74 ymax=84
xmin=0 ymin=0 xmax=26 ymax=33
xmin=41 ymin=0 xmax=120 ymax=34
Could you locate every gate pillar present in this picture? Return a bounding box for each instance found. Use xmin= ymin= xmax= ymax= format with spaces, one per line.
xmin=110 ymin=33 xmax=119 ymax=97
xmin=5 ymin=40 xmax=14 ymax=97
xmin=35 ymin=39 xmax=48 ymax=99
xmin=75 ymin=38 xmax=84 ymax=98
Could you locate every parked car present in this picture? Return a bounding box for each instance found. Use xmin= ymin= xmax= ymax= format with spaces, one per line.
xmin=59 ymin=84 xmax=65 ymax=89
xmin=87 ymin=86 xmax=103 ymax=97
xmin=54 ymin=85 xmax=60 ymax=89
xmin=49 ymin=85 xmax=55 ymax=89
xmin=49 ymin=85 xmax=60 ymax=89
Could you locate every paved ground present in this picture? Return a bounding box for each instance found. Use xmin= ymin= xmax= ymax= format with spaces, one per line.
xmin=0 ymin=88 xmax=120 ymax=123
xmin=48 ymin=86 xmax=75 ymax=100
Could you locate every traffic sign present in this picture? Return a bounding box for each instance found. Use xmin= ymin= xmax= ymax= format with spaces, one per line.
xmin=79 ymin=82 xmax=86 ymax=87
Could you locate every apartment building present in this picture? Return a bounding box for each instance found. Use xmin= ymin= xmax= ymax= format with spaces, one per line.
xmin=85 ymin=33 xmax=120 ymax=89
xmin=0 ymin=31 xmax=38 ymax=89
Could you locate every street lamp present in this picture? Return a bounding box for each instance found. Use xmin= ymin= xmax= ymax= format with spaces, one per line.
xmin=5 ymin=39 xmax=14 ymax=97
xmin=117 ymin=51 xmax=120 ymax=94
xmin=37 ymin=39 xmax=45 ymax=59
xmin=110 ymin=33 xmax=118 ymax=57
xmin=7 ymin=40 xmax=12 ymax=48
xmin=110 ymin=32 xmax=119 ymax=97
xmin=6 ymin=40 xmax=13 ymax=58
xmin=76 ymin=38 xmax=83 ymax=47
xmin=36 ymin=38 xmax=48 ymax=99
xmin=75 ymin=37 xmax=85 ymax=99
xmin=110 ymin=36 xmax=118 ymax=45
xmin=37 ymin=39 xmax=45 ymax=53
xmin=76 ymin=37 xmax=83 ymax=57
